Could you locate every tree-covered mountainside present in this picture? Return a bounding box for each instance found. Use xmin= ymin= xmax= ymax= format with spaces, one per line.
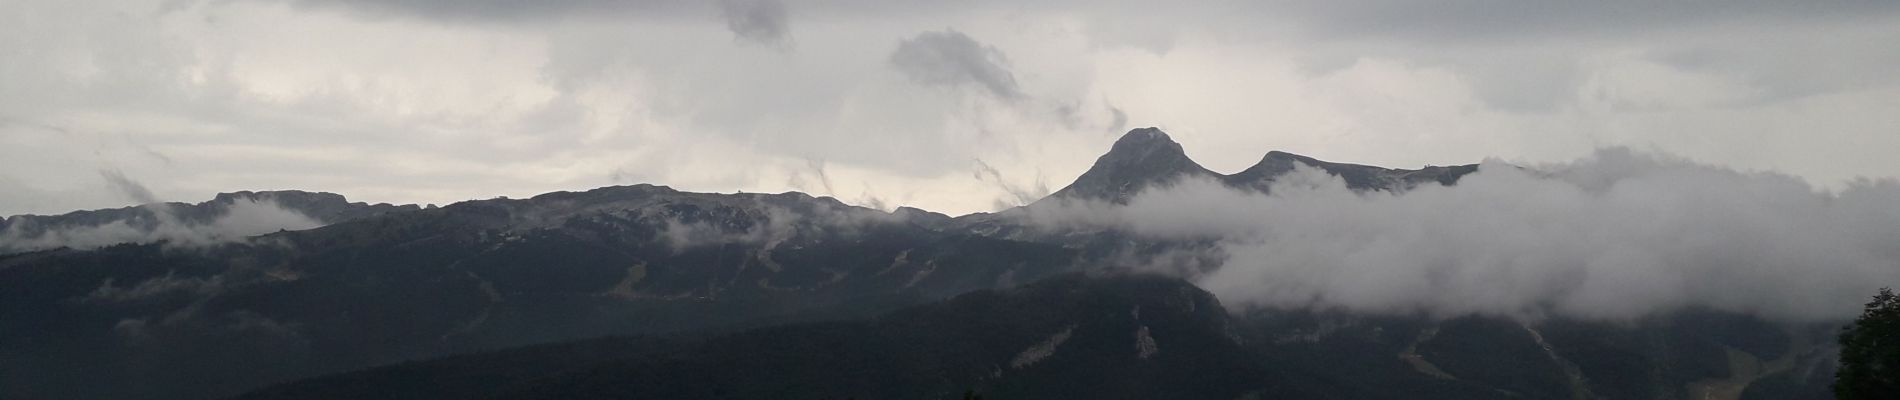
xmin=0 ymin=186 xmax=1078 ymax=400
xmin=0 ymin=128 xmax=1848 ymax=400
xmin=1835 ymin=288 xmax=1900 ymax=398
xmin=235 ymin=274 xmax=1301 ymax=400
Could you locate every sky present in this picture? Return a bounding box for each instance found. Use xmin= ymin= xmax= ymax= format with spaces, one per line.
xmin=4 ymin=0 xmax=1900 ymax=217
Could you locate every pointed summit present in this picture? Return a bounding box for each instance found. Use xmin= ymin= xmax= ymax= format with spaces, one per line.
xmin=1099 ymin=127 xmax=1194 ymax=168
xmin=1113 ymin=126 xmax=1176 ymax=147
xmin=1041 ymin=128 xmax=1216 ymax=205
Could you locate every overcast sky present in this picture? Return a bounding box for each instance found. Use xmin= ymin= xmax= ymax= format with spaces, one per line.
xmin=4 ymin=0 xmax=1898 ymax=216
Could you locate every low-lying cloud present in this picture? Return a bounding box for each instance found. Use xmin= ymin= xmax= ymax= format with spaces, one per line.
xmin=1036 ymin=148 xmax=1900 ymax=322
xmin=0 ymin=199 xmax=325 ymax=253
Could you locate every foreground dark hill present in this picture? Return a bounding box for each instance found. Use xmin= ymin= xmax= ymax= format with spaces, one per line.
xmin=240 ymin=274 xmax=1838 ymax=400
xmin=237 ymin=274 xmax=1304 ymax=400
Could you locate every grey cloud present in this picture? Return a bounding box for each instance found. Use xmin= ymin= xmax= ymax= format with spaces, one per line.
xmin=852 ymin=181 xmax=903 ymax=212
xmin=1258 ymin=1 xmax=1900 ymax=112
xmin=278 ymin=0 xmax=696 ymax=23
xmin=99 ymin=169 xmax=159 ymax=205
xmin=1105 ymin=104 xmax=1128 ymax=134
xmin=1028 ymin=148 xmax=1900 ymax=322
xmin=972 ymin=158 xmax=1048 ymax=209
xmin=0 ymin=177 xmax=93 ymax=218
xmin=276 ymin=1 xmax=1900 ymax=36
xmin=785 ymin=158 xmax=837 ymax=197
xmin=285 ymin=0 xmax=795 ymax=47
xmin=1266 ymin=1 xmax=1900 ymax=43
xmin=137 ymin=145 xmax=174 ymax=165
xmin=1080 ymin=11 xmax=1178 ymax=55
xmin=608 ymin=167 xmax=641 ymax=184
xmin=808 ymin=159 xmax=836 ymax=196
xmin=890 ymin=29 xmax=1023 ymax=99
xmin=1643 ymin=31 xmax=1900 ymax=104
xmin=855 ymin=189 xmax=889 ymax=211
xmin=0 ymin=198 xmax=325 ymax=252
xmin=717 ymin=0 xmax=790 ymax=46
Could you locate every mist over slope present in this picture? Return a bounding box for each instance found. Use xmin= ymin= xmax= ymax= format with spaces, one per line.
xmin=0 ymin=199 xmax=320 ymax=252
xmin=0 ymin=190 xmax=418 ymax=253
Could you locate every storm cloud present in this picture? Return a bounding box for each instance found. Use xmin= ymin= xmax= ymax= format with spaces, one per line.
xmin=1034 ymin=148 xmax=1900 ymax=322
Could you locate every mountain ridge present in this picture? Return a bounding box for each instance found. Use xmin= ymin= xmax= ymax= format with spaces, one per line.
xmin=1042 ymin=128 xmax=1481 ymax=206
xmin=0 ymin=190 xmax=421 ymax=254
xmin=1 ymin=190 xmax=416 ymax=222
xmin=2 ymin=128 xmax=1473 ymax=243
xmin=0 ymin=129 xmax=1836 ymax=400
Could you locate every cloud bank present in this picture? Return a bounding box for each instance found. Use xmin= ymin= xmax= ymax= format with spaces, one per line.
xmin=1039 ymin=148 xmax=1900 ymax=322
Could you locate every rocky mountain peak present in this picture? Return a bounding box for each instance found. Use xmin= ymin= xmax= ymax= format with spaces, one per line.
xmin=1040 ymin=128 xmax=1216 ymax=205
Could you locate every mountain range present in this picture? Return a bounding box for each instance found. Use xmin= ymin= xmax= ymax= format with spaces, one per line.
xmin=0 ymin=128 xmax=1837 ymax=400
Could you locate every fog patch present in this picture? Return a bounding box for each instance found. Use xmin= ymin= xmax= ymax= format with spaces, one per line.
xmin=1010 ymin=324 xmax=1075 ymax=369
xmin=649 ymin=196 xmax=902 ymax=253
xmin=86 ymin=273 xmax=226 ymax=303
xmin=1032 ymin=148 xmax=1900 ymax=322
